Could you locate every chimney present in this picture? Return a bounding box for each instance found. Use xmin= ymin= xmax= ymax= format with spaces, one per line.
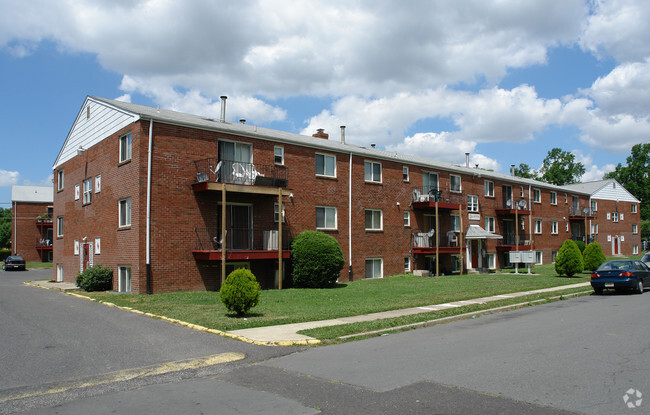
xmin=465 ymin=152 xmax=470 ymax=168
xmin=312 ymin=128 xmax=329 ymax=139
xmin=340 ymin=126 xmax=346 ymax=144
xmin=239 ymin=119 xmax=246 ymax=124
xmin=371 ymin=143 xmax=376 ymax=149
xmin=220 ymin=96 xmax=227 ymax=122
xmin=511 ymin=164 xmax=515 ymax=176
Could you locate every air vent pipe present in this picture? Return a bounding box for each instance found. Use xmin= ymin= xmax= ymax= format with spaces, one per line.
xmin=220 ymin=96 xmax=227 ymax=122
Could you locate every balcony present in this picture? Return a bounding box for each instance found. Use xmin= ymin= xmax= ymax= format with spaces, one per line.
xmin=36 ymin=238 xmax=53 ymax=250
xmin=412 ymin=187 xmax=465 ymax=210
xmin=192 ymin=227 xmax=292 ymax=261
xmin=496 ymin=233 xmax=532 ymax=251
xmin=193 ymin=158 xmax=288 ymax=191
xmin=411 ymin=230 xmax=462 ymax=254
xmin=569 ymin=206 xmax=595 ymax=220
xmin=495 ymin=199 xmax=530 ymax=216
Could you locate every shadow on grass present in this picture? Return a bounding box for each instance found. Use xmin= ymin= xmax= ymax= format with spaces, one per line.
xmin=555 ymin=275 xmax=585 ymax=278
xmin=225 ymin=312 xmax=265 ymax=319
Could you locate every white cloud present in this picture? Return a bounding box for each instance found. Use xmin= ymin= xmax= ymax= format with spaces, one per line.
xmin=573 ymin=150 xmax=615 ymax=182
xmin=0 ymin=170 xmax=19 ymax=187
xmin=22 ymin=174 xmax=53 ymax=187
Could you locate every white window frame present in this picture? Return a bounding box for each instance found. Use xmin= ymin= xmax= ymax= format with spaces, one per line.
xmin=552 ymin=250 xmax=558 ymax=264
xmin=57 ymin=170 xmax=64 ymax=191
xmin=95 ymin=175 xmax=101 ymax=193
xmin=484 ymin=180 xmax=494 ymax=197
xmin=487 ymin=253 xmax=496 ymax=270
xmin=632 ymin=204 xmax=637 ymax=213
xmin=74 ymin=239 xmax=79 ymax=255
xmin=633 ymin=224 xmax=638 ymax=234
xmin=533 ymin=188 xmax=541 ymax=203
xmin=550 ymin=191 xmax=557 ymax=205
xmin=315 ymin=153 xmax=336 ymax=177
xmin=450 ymin=174 xmax=462 ymax=193
xmin=274 ymin=146 xmax=284 ymax=165
xmin=520 ymin=186 xmax=525 ymax=198
xmin=485 ymin=216 xmax=495 ymax=233
xmin=591 ymin=200 xmax=597 ymax=212
xmin=551 ymin=221 xmax=558 ymax=234
xmin=403 ymin=211 xmax=410 ymax=227
xmin=365 ymin=209 xmax=383 ymax=231
xmin=82 ymin=178 xmax=92 ymax=204
xmin=403 ymin=166 xmax=409 ymax=182
xmin=535 ymin=251 xmax=543 ymax=265
xmin=633 ymin=245 xmax=639 ymax=255
xmin=365 ymin=258 xmax=383 ymax=279
xmin=591 ymin=223 xmax=599 ymax=234
xmin=364 ymin=161 xmax=382 ymax=183
xmin=119 ymin=132 xmax=132 ymax=163
xmin=612 ymin=212 xmax=619 ymax=222
xmin=467 ymin=195 xmax=479 ymax=212
xmin=57 ymin=216 xmax=63 ymax=237
xmin=534 ymin=220 xmax=542 ymax=234
xmin=118 ymin=266 xmax=131 ymax=293
xmin=316 ymin=206 xmax=337 ymax=230
xmin=274 ymin=203 xmax=285 ymax=223
xmin=119 ymin=197 xmax=132 ymax=227
xmin=606 ymin=212 xmax=611 ymax=220
xmin=74 ymin=184 xmax=80 ymax=201
xmin=450 ymin=214 xmax=460 ymax=232
xmin=95 ymin=238 xmax=101 ymax=255
xmin=404 ymin=257 xmax=411 ymax=273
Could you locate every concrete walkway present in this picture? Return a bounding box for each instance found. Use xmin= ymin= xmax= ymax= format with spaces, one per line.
xmin=26 ymin=280 xmax=79 ymax=291
xmin=227 ymin=282 xmax=591 ymax=343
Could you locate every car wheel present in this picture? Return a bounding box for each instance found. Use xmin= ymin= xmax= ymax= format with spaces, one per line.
xmin=635 ymin=279 xmax=644 ymax=294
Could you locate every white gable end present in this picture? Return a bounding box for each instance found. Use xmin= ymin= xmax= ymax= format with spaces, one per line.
xmin=592 ymin=181 xmax=639 ymax=203
xmin=53 ymin=97 xmax=139 ymax=169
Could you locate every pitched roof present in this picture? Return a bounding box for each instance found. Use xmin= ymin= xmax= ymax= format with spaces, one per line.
xmin=465 ymin=224 xmax=503 ymax=240
xmin=560 ymin=179 xmax=613 ymax=194
xmin=11 ymin=185 xmax=53 ymax=203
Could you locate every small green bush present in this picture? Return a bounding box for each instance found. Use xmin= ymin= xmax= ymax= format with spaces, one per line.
xmin=583 ymin=241 xmax=606 ymax=271
xmin=554 ymin=239 xmax=584 ymax=277
xmin=291 ymin=230 xmax=344 ymax=288
xmin=0 ymin=250 xmax=11 ymax=261
xmin=220 ymin=268 xmax=261 ymax=316
xmin=76 ymin=265 xmax=113 ymax=291
xmin=574 ymin=240 xmax=586 ymax=254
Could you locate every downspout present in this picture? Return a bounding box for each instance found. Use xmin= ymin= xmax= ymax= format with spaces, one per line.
xmin=348 ymin=152 xmax=353 ymax=281
xmin=13 ymin=201 xmax=17 ymax=255
xmin=146 ymin=119 xmax=153 ymax=294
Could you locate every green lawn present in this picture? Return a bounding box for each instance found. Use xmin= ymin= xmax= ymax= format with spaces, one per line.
xmin=79 ymin=263 xmax=591 ymax=332
xmin=27 ymin=262 xmax=53 ymax=269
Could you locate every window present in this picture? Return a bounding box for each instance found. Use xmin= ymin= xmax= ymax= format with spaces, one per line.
xmin=274 ymin=146 xmax=284 ymax=165
xmin=74 ymin=240 xmax=79 ymax=255
xmin=550 ymin=191 xmax=557 ymax=205
xmin=591 ymin=200 xmax=597 ymax=212
xmin=535 ymin=251 xmax=543 ymax=265
xmin=404 ymin=257 xmax=411 ymax=273
xmin=606 ymin=212 xmax=611 ymax=220
xmin=451 ymin=255 xmax=461 ymax=272
xmin=118 ymin=266 xmax=131 ymax=293
xmin=119 ymin=132 xmax=132 ymax=163
xmin=316 ymin=206 xmax=337 ymax=230
xmin=75 ymin=184 xmax=80 ymax=201
xmin=621 ymin=213 xmax=624 ymax=221
xmin=632 ymin=204 xmax=637 ymax=213
xmin=488 ymin=253 xmax=496 ymax=270
xmin=95 ymin=238 xmax=101 ymax=255
xmin=450 ymin=174 xmax=461 ymax=192
xmin=364 ymin=161 xmax=382 ymax=183
xmin=274 ymin=203 xmax=285 ymax=223
xmin=403 ymin=166 xmax=409 ymax=182
xmin=485 ymin=217 xmax=495 ymax=233
xmin=57 ymin=216 xmax=63 ymax=237
xmin=82 ymin=178 xmax=92 ymax=204
xmin=57 ymin=170 xmax=64 ymax=191
xmin=450 ymin=215 xmax=460 ymax=232
xmin=551 ymin=221 xmax=558 ymax=234
xmin=423 ymin=172 xmax=439 ymax=193
xmin=591 ymin=223 xmax=599 ymax=234
xmin=633 ymin=224 xmax=638 ymax=234
xmin=520 ymin=186 xmax=524 ymax=198
xmin=565 ymin=193 xmax=568 ymax=204
xmin=403 ymin=211 xmax=410 ymax=227
xmin=534 ymin=220 xmax=542 ymax=234
xmin=365 ymin=258 xmax=383 ymax=279
xmin=633 ymin=245 xmax=639 ymax=255
xmin=552 ymin=250 xmax=558 ymax=264
xmin=365 ymin=209 xmax=383 ymax=230
xmin=95 ymin=175 xmax=101 ymax=193
xmin=315 ymin=153 xmax=336 ymax=177
xmin=484 ymin=181 xmax=494 ymax=197
xmin=467 ymin=195 xmax=479 ymax=212
xmin=119 ymin=197 xmax=131 ymax=227
xmin=566 ymin=222 xmax=569 ymax=232
xmin=533 ymin=188 xmax=541 ymax=203
xmin=612 ymin=212 xmax=619 ymax=222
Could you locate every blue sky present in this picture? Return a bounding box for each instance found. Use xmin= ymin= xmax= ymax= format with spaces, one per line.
xmin=2 ymin=0 xmax=650 ymax=206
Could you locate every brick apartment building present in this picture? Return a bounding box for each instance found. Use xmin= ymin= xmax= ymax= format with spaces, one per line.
xmin=51 ymin=96 xmax=641 ymax=293
xmin=11 ymin=185 xmax=54 ymax=262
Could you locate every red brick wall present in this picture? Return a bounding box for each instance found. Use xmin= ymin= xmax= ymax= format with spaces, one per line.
xmin=590 ymin=199 xmax=640 ymax=256
xmin=12 ymin=201 xmax=52 ymax=262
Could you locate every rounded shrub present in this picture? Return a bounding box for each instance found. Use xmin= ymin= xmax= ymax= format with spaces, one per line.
xmin=583 ymin=241 xmax=606 ymax=271
xmin=574 ymin=240 xmax=586 ymax=254
xmin=220 ymin=268 xmax=261 ymax=316
xmin=291 ymin=230 xmax=344 ymax=288
xmin=76 ymin=265 xmax=113 ymax=291
xmin=554 ymin=239 xmax=584 ymax=277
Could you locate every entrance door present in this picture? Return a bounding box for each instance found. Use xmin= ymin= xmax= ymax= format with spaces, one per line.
xmin=82 ymin=244 xmax=89 ymax=271
xmin=503 ymin=220 xmax=514 ymax=245
xmin=571 ymin=223 xmax=582 ymax=241
xmin=613 ymin=237 xmax=619 ymax=255
xmin=502 ymin=185 xmax=513 ymax=208
xmin=230 ymin=205 xmax=252 ymax=250
xmin=471 ymin=240 xmax=479 ymax=268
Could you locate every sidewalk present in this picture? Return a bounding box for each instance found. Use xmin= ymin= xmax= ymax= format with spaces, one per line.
xmin=26 ymin=280 xmax=79 ymax=291
xmin=227 ymin=282 xmax=591 ymax=343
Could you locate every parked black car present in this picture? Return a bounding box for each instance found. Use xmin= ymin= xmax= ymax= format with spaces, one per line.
xmin=2 ymin=255 xmax=26 ymax=271
xmin=591 ymin=260 xmax=649 ymax=294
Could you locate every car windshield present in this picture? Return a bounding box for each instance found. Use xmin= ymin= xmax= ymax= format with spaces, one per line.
xmin=642 ymin=253 xmax=650 ymax=262
xmin=597 ymin=261 xmax=632 ymax=271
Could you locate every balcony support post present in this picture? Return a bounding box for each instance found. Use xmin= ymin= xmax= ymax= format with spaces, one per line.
xmin=221 ymin=185 xmax=227 ymax=286
xmin=278 ymin=187 xmax=283 ymax=290
xmin=435 ymin=201 xmax=439 ymax=277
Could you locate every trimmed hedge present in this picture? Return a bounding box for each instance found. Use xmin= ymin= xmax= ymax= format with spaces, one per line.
xmin=574 ymin=240 xmax=586 ymax=254
xmin=220 ymin=268 xmax=261 ymax=316
xmin=291 ymin=230 xmax=344 ymax=288
xmin=76 ymin=265 xmax=113 ymax=291
xmin=554 ymin=239 xmax=584 ymax=277
xmin=583 ymin=241 xmax=606 ymax=271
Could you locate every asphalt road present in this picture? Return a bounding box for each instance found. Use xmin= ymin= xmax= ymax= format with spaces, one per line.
xmin=1 ymin=268 xmax=648 ymax=414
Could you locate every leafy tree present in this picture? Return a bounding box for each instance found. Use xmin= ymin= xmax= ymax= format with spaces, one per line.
xmin=291 ymin=230 xmax=344 ymax=288
xmin=220 ymin=268 xmax=261 ymax=316
xmin=554 ymin=239 xmax=584 ymax=277
xmin=583 ymin=242 xmax=606 ymax=271
xmin=538 ymin=148 xmax=585 ymax=186
xmin=0 ymin=208 xmax=11 ymax=250
xmin=604 ymin=143 xmax=650 ymax=220
xmin=513 ymin=163 xmax=537 ymax=179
